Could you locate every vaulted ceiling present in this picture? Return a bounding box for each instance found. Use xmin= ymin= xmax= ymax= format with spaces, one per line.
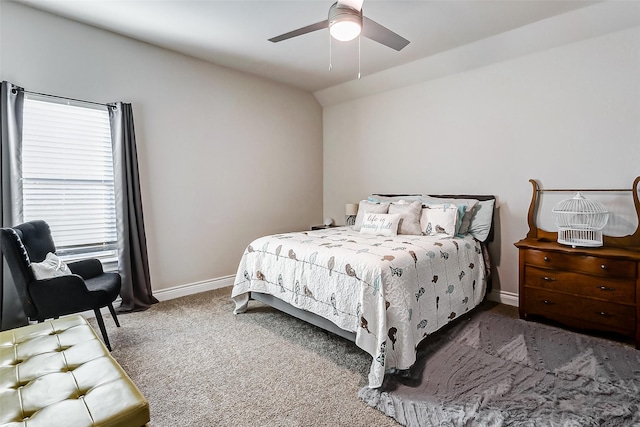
xmin=13 ymin=1 xmax=601 ymax=93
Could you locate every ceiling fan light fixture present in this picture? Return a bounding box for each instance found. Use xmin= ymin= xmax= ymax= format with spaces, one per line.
xmin=328 ymin=3 xmax=362 ymax=42
xmin=330 ymin=20 xmax=361 ymax=41
xmin=268 ymin=0 xmax=409 ymax=52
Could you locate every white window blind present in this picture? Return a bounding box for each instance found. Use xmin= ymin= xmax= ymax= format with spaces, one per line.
xmin=21 ymin=96 xmax=118 ymax=262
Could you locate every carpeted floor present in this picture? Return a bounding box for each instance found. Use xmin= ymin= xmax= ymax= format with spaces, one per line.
xmin=94 ymin=287 xmax=638 ymax=426
xmin=94 ymin=287 xmax=399 ymax=426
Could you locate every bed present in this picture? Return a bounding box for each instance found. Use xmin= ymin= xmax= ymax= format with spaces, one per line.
xmin=232 ymin=194 xmax=495 ymax=388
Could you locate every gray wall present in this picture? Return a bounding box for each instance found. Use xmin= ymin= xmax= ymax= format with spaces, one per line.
xmin=0 ymin=2 xmax=324 ymax=292
xmin=3 ymin=2 xmax=639 ymax=304
xmin=321 ymin=9 xmax=640 ymax=302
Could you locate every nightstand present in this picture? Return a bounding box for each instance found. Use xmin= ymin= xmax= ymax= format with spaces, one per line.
xmin=311 ymin=225 xmax=339 ymax=230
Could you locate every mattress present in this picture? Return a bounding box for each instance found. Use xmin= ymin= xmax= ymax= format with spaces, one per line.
xmin=232 ymin=226 xmax=487 ymax=388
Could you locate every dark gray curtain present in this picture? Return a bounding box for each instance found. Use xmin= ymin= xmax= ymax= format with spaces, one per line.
xmin=0 ymin=81 xmax=27 ymax=330
xmin=109 ymin=102 xmax=157 ymax=312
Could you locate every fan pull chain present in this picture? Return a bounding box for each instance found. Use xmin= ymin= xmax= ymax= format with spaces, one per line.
xmin=329 ymin=34 xmax=332 ymax=71
xmin=358 ymin=34 xmax=361 ymax=79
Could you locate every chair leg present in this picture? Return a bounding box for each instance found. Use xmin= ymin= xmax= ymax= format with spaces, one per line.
xmin=94 ymin=308 xmax=112 ymax=351
xmin=107 ymin=303 xmax=121 ymax=328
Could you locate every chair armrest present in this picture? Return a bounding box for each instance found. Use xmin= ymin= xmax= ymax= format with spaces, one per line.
xmin=28 ymin=275 xmax=94 ymax=319
xmin=67 ymin=259 xmax=104 ymax=279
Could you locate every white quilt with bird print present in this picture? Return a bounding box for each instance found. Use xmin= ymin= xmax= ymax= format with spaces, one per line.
xmin=232 ymin=227 xmax=487 ymax=388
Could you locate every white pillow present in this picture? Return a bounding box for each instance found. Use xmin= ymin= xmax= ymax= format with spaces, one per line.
xmin=467 ymin=199 xmax=495 ymax=242
xmin=420 ymin=204 xmax=458 ymax=238
xmin=367 ymin=194 xmax=422 ymax=204
xmin=388 ymin=200 xmax=423 ymax=235
xmin=31 ymin=252 xmax=72 ymax=280
xmin=360 ymin=213 xmax=401 ymax=236
xmin=353 ymin=200 xmax=390 ymax=231
xmin=420 ymin=196 xmax=479 ymax=235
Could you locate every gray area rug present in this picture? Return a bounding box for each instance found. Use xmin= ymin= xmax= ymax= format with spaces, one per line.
xmin=359 ymin=311 xmax=640 ymax=426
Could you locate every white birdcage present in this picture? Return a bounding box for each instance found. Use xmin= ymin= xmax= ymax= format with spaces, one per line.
xmin=552 ymin=192 xmax=609 ymax=248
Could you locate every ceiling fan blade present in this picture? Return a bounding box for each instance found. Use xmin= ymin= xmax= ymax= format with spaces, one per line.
xmin=362 ymin=16 xmax=410 ymax=51
xmin=269 ymin=20 xmax=328 ymax=43
xmin=337 ymin=0 xmax=364 ymax=12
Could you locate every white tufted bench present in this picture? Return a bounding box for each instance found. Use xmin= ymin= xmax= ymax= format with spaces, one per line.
xmin=0 ymin=315 xmax=149 ymax=427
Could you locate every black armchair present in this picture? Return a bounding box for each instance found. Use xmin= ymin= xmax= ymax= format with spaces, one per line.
xmin=0 ymin=220 xmax=121 ymax=350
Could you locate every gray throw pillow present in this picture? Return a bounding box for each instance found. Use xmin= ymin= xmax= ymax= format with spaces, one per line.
xmin=353 ymin=200 xmax=390 ymax=231
xmin=389 ymin=200 xmax=423 ymax=235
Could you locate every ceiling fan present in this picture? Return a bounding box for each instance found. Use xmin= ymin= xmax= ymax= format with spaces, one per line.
xmin=268 ymin=0 xmax=410 ymax=51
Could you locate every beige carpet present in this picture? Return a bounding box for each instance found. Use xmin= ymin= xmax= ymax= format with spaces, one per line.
xmin=94 ymin=287 xmax=400 ymax=426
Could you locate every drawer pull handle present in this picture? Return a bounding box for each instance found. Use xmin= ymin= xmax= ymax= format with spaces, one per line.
xmin=542 ymin=277 xmax=556 ymax=282
xmin=544 ymin=256 xmax=550 ymax=262
xmin=596 ymin=286 xmax=615 ymax=292
xmin=598 ymin=311 xmax=611 ymax=318
xmin=542 ymin=300 xmax=554 ymax=305
xmin=601 ymin=264 xmax=607 ymax=270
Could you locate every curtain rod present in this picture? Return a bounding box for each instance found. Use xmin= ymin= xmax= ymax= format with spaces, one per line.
xmin=21 ymin=89 xmax=109 ymax=108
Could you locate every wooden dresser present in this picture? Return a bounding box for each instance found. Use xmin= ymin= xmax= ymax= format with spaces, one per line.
xmin=515 ymin=177 xmax=640 ymax=349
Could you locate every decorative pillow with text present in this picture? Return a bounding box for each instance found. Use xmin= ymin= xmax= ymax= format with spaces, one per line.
xmin=359 ymin=213 xmax=401 ymax=236
xmin=353 ymin=200 xmax=390 ymax=231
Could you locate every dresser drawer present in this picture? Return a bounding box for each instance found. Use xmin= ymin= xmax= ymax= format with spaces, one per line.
xmin=524 ymin=266 xmax=636 ymax=304
xmin=524 ymin=250 xmax=636 ymax=279
xmin=524 ymin=287 xmax=636 ymax=334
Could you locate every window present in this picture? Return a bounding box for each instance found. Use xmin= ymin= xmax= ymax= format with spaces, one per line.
xmin=21 ymin=95 xmax=118 ymax=264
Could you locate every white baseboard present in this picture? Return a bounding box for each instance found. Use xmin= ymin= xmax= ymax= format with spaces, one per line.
xmin=487 ymin=289 xmax=519 ymax=307
xmin=153 ymin=275 xmax=234 ymax=301
xmin=82 ymin=275 xmax=234 ymax=319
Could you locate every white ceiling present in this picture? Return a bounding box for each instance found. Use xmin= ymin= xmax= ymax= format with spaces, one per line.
xmin=14 ymin=0 xmax=599 ymax=93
